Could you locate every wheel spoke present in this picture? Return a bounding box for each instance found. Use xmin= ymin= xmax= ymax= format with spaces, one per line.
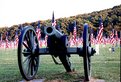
xmin=88 ymin=57 xmax=91 ymax=71
xmin=31 ymin=60 xmax=34 ymax=76
xmin=28 ymin=31 xmax=33 ymax=49
xmin=33 ymin=59 xmax=37 ymax=69
xmin=23 ymin=55 xmax=31 ymax=64
xmin=33 ymin=61 xmax=37 ymax=72
xmin=34 ymin=57 xmax=39 ymax=63
xmin=28 ymin=30 xmax=35 ymax=51
xmin=35 ymin=36 xmax=38 ymax=43
xmin=33 ymin=57 xmax=38 ymax=69
xmin=23 ymin=42 xmax=31 ymax=51
xmin=22 ymin=51 xmax=31 ymax=54
xmin=27 ymin=58 xmax=32 ymax=76
xmin=35 ymin=37 xmax=39 ymax=50
xmin=23 ymin=56 xmax=31 ymax=75
xmin=30 ymin=31 xmax=34 ymax=48
xmin=25 ymin=33 xmax=31 ymax=49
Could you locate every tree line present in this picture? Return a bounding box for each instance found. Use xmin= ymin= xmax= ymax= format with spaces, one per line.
xmin=0 ymin=4 xmax=121 ymax=41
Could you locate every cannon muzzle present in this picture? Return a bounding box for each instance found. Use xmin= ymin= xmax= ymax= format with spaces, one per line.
xmin=44 ymin=26 xmax=63 ymax=38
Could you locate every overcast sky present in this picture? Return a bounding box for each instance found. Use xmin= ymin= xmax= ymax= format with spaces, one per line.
xmin=0 ymin=0 xmax=121 ymax=27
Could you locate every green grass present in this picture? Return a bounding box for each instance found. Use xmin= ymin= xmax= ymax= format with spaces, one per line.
xmin=0 ymin=44 xmax=120 ymax=82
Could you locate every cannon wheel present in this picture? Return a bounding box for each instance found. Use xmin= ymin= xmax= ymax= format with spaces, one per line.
xmin=83 ymin=24 xmax=91 ymax=81
xmin=18 ymin=26 xmax=39 ymax=81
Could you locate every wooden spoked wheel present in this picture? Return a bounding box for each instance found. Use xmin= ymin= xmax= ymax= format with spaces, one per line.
xmin=83 ymin=24 xmax=91 ymax=81
xmin=18 ymin=26 xmax=39 ymax=81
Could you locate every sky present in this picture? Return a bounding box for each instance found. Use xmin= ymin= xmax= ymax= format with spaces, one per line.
xmin=0 ymin=0 xmax=121 ymax=27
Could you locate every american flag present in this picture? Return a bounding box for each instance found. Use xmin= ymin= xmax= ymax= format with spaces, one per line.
xmin=52 ymin=11 xmax=56 ymax=27
xmin=73 ymin=21 xmax=77 ymax=46
xmin=14 ymin=31 xmax=19 ymax=47
xmin=36 ymin=27 xmax=41 ymax=40
xmin=107 ymin=36 xmax=110 ymax=44
xmin=78 ymin=37 xmax=83 ymax=45
xmin=0 ymin=34 xmax=2 ymax=48
xmin=115 ymin=31 xmax=118 ymax=41
xmin=44 ymin=35 xmax=48 ymax=47
xmin=110 ymin=29 xmax=115 ymax=45
xmin=97 ymin=18 xmax=103 ymax=44
xmin=90 ymin=29 xmax=94 ymax=44
xmin=5 ymin=32 xmax=9 ymax=48
xmin=102 ymin=36 xmax=107 ymax=45
xmin=69 ymin=37 xmax=75 ymax=47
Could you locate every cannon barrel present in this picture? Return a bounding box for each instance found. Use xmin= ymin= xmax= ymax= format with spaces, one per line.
xmin=44 ymin=26 xmax=63 ymax=38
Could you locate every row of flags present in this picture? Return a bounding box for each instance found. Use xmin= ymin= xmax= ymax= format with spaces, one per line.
xmin=0 ymin=33 xmax=120 ymax=49
xmin=0 ymin=31 xmax=19 ymax=49
xmin=0 ymin=12 xmax=120 ymax=49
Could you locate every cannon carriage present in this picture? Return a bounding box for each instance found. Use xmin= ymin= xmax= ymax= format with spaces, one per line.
xmin=17 ymin=23 xmax=96 ymax=81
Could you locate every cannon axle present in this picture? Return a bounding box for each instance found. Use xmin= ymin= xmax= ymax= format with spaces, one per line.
xmin=37 ymin=47 xmax=95 ymax=57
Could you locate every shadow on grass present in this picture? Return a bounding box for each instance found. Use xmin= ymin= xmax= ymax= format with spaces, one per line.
xmin=39 ymin=71 xmax=85 ymax=82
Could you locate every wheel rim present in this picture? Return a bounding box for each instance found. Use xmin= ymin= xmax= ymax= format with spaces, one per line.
xmin=83 ymin=24 xmax=91 ymax=81
xmin=18 ymin=26 xmax=39 ymax=81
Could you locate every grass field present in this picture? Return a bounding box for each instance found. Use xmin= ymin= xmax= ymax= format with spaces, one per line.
xmin=0 ymin=44 xmax=120 ymax=82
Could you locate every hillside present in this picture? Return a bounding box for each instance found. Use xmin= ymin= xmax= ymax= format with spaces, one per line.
xmin=0 ymin=4 xmax=121 ymax=40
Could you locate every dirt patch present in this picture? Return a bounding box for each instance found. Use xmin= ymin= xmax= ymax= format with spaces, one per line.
xmin=20 ymin=77 xmax=105 ymax=82
xmin=44 ymin=77 xmax=105 ymax=82
xmin=20 ymin=79 xmax=45 ymax=82
xmin=44 ymin=79 xmax=65 ymax=82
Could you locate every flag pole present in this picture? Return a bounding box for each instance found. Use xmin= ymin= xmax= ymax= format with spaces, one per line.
xmin=120 ymin=31 xmax=121 ymax=47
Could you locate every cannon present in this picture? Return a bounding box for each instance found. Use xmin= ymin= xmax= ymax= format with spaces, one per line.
xmin=17 ymin=23 xmax=96 ymax=81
